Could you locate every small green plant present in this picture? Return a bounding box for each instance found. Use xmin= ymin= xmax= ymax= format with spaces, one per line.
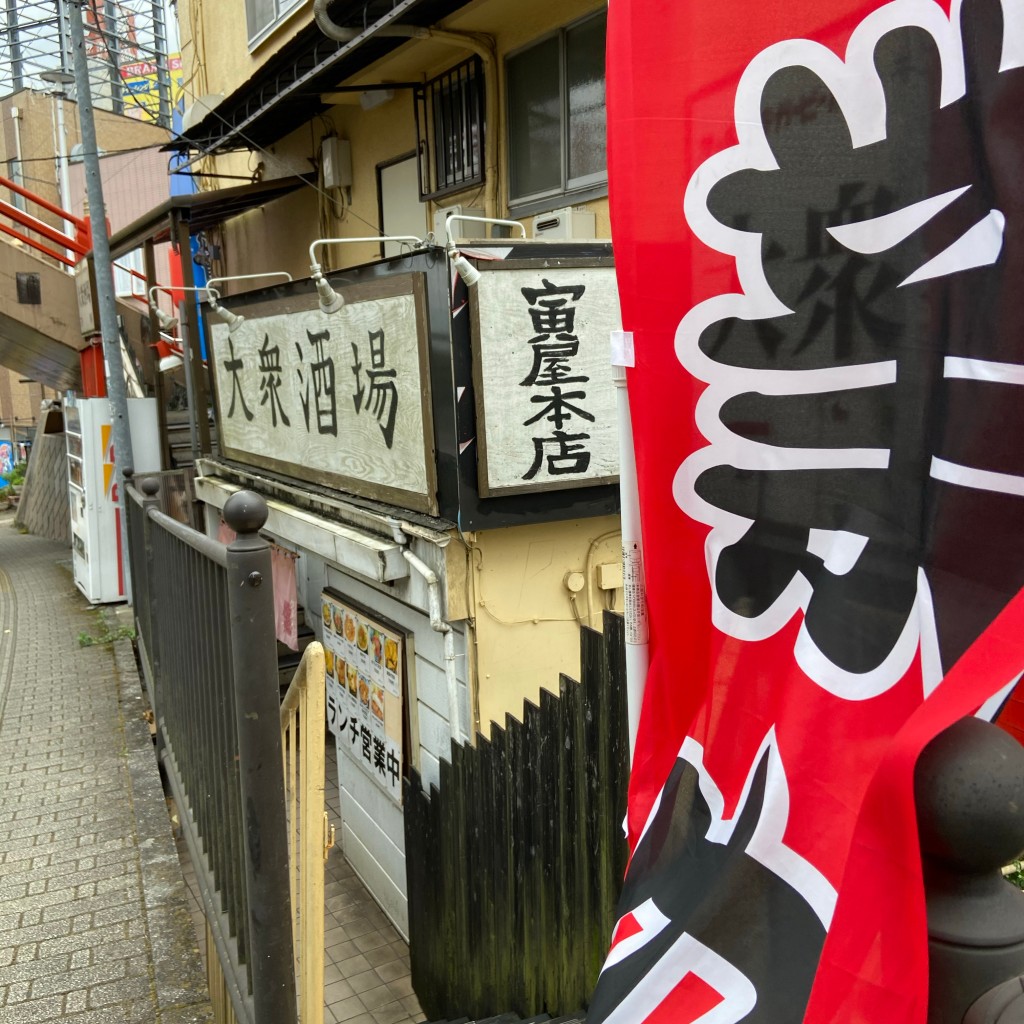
xmin=0 ymin=460 xmax=25 ymax=502
xmin=1007 ymin=860 xmax=1024 ymax=891
xmin=77 ymin=625 xmax=136 ymax=647
xmin=78 ymin=615 xmax=136 ymax=648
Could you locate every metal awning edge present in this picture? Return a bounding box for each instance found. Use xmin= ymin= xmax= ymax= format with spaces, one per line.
xmin=194 ymin=474 xmax=410 ymax=584
xmin=107 ymin=175 xmax=313 ymax=259
xmin=176 ymin=0 xmax=430 ymax=162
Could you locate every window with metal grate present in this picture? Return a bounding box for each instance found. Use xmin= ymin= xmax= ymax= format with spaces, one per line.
xmin=414 ymin=57 xmax=485 ymax=202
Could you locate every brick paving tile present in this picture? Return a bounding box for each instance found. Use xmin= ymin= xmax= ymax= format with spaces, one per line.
xmin=374 ymin=960 xmax=411 ymax=985
xmin=384 ymin=975 xmax=415 ymax=1001
xmin=336 ymin=951 xmax=374 ymax=978
xmin=0 ymin=516 xmax=425 ymax=1024
xmin=328 ymin=937 xmax=361 ymax=964
xmin=364 ymin=944 xmax=400 ymax=969
xmin=0 ymin=517 xmax=211 ymax=1024
xmin=325 ymin=978 xmax=355 ymax=1003
xmin=316 ymin=738 xmax=423 ymax=1022
xmin=352 ymin=929 xmax=393 ymax=954
xmin=372 ymin=999 xmax=416 ymax=1024
xmin=360 ymin=983 xmax=399 ymax=1012
xmin=347 ymin=968 xmax=385 ymax=995
xmin=329 ymin=992 xmax=369 ymax=1021
xmin=399 ymin=992 xmax=422 ymax=1014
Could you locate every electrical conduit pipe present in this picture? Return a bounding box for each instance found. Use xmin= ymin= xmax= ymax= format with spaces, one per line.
xmin=312 ymin=0 xmax=500 ymax=217
xmin=612 ymin=341 xmax=649 ymax=765
xmin=386 ymin=518 xmax=464 ymax=747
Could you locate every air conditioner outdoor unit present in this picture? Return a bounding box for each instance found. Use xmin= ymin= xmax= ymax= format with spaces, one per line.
xmin=531 ymin=206 xmax=596 ymax=239
xmin=433 ymin=204 xmax=485 ymax=243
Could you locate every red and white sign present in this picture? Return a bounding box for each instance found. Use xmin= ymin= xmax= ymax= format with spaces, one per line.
xmin=593 ymin=1 xmax=1024 ymax=1021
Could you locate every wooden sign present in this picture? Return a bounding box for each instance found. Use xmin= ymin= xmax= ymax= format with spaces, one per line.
xmin=75 ymin=257 xmax=99 ymax=337
xmin=209 ymin=274 xmax=436 ymax=513
xmin=471 ymin=261 xmax=622 ymax=495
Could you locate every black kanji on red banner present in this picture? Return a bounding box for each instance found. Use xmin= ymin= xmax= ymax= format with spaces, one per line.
xmin=595 ymin=0 xmax=1024 ymax=1021
xmin=691 ymin=1 xmax=1024 ymax=683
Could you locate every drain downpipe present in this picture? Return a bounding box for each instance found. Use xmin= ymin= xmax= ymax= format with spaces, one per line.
xmin=387 ymin=518 xmax=464 ymax=747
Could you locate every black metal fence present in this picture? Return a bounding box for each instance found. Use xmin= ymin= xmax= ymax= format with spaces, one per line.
xmin=124 ymin=474 xmax=297 ymax=1024
xmin=405 ymin=611 xmax=630 ymax=1021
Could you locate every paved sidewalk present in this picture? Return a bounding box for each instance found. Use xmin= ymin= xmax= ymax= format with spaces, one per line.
xmin=0 ymin=513 xmax=212 ymax=1024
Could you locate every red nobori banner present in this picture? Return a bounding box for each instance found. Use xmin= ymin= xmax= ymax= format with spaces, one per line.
xmin=593 ymin=1 xmax=1024 ymax=1021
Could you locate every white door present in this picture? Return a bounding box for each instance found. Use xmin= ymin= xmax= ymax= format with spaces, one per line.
xmin=379 ymin=155 xmax=428 ymax=257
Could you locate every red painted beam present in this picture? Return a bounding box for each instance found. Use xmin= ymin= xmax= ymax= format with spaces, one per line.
xmin=0 ymin=173 xmax=88 ymax=233
xmin=0 ymin=221 xmax=78 ymax=267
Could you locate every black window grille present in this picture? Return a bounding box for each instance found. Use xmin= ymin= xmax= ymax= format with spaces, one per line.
xmin=414 ymin=57 xmax=485 ymax=201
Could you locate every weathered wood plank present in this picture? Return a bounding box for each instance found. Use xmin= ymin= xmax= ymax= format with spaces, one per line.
xmin=403 ymin=614 xmax=629 ymax=1020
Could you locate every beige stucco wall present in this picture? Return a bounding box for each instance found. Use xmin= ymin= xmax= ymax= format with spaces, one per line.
xmin=466 ymin=515 xmax=621 ymax=734
xmin=176 ymin=0 xmax=318 ymax=104
xmin=0 ymin=90 xmax=168 ymax=233
xmin=0 ymin=367 xmax=49 ymax=440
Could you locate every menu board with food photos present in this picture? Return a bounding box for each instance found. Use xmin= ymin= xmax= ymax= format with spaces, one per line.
xmin=321 ymin=590 xmax=404 ymax=804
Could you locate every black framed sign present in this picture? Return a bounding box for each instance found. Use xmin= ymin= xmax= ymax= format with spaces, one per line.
xmin=209 ymin=273 xmax=437 ymax=514
xmin=469 ymin=258 xmax=622 ymax=496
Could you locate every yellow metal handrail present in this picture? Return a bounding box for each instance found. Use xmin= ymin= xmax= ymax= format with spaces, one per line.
xmin=280 ymin=641 xmax=335 ymax=1024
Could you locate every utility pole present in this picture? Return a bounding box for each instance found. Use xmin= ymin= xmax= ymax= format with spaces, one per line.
xmin=67 ymin=0 xmax=135 ymax=598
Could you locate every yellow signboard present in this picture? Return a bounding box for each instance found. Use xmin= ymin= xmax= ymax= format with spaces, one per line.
xmin=321 ymin=590 xmax=405 ymax=804
xmin=119 ymin=54 xmax=184 ymax=123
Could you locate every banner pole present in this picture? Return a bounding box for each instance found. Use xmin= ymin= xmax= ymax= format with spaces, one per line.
xmin=612 ymin=333 xmax=649 ymax=764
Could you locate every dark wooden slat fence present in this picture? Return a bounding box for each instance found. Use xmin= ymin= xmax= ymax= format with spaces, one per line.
xmin=405 ymin=612 xmax=629 ymax=1021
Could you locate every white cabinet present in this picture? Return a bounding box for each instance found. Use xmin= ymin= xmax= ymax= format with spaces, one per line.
xmin=65 ymin=395 xmax=159 ymax=604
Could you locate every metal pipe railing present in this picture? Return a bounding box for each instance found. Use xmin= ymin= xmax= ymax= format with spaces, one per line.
xmin=0 ymin=220 xmax=79 ymax=266
xmin=124 ymin=478 xmax=298 ymax=1024
xmin=0 ymin=171 xmax=89 ymax=233
xmin=0 ymin=196 xmax=88 ymax=258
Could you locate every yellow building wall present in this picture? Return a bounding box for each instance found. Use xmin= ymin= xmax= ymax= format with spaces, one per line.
xmin=208 ymin=185 xmax=320 ymax=290
xmin=178 ymin=0 xmax=624 ymax=737
xmin=202 ymin=92 xmax=425 ymax=281
xmin=184 ymin=0 xmax=610 ymax=281
xmin=467 ymin=516 xmax=621 ymax=734
xmin=446 ymin=0 xmax=610 ymax=225
xmin=176 ymin=0 xmax=317 ymax=105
